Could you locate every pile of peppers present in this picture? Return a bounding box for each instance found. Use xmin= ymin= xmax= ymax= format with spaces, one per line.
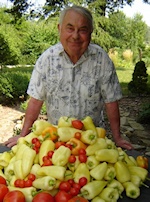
xmin=0 ymin=116 xmax=149 ymax=202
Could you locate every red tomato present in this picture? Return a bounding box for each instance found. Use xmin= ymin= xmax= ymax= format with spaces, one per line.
xmin=32 ymin=138 xmax=39 ymax=144
xmin=32 ymin=192 xmax=54 ymax=202
xmin=42 ymin=155 xmax=49 ymax=162
xmin=28 ymin=173 xmax=36 ymax=181
xmin=79 ymin=154 xmax=87 ymax=163
xmin=0 ymin=184 xmax=9 ymax=202
xmin=34 ymin=141 xmax=41 ymax=148
xmin=0 ymin=176 xmax=6 ymax=185
xmin=24 ymin=179 xmax=32 ymax=187
xmin=42 ymin=159 xmax=52 ymax=166
xmin=55 ymin=141 xmax=65 ymax=149
xmin=68 ymin=179 xmax=74 ymax=186
xmin=78 ymin=148 xmax=86 ymax=155
xmin=3 ymin=190 xmax=25 ymax=202
xmin=68 ymin=196 xmax=88 ymax=202
xmin=59 ymin=181 xmax=71 ymax=192
xmin=65 ymin=144 xmax=73 ymax=150
xmin=72 ymin=120 xmax=83 ymax=130
xmin=14 ymin=179 xmax=25 ymax=188
xmin=55 ymin=190 xmax=72 ymax=202
xmin=68 ymin=155 xmax=76 ymax=163
xmin=70 ymin=187 xmax=80 ymax=197
xmin=73 ymin=183 xmax=81 ymax=191
xmin=74 ymin=132 xmax=81 ymax=139
xmin=47 ymin=151 xmax=54 ymax=158
xmin=79 ymin=177 xmax=88 ymax=187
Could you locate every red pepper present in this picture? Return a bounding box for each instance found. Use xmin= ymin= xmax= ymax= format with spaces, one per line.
xmin=136 ymin=156 xmax=148 ymax=169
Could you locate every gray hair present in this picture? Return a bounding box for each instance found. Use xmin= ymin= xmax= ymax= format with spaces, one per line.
xmin=59 ymin=5 xmax=94 ymax=32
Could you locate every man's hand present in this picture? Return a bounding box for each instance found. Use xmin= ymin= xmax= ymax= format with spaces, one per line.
xmin=4 ymin=135 xmax=21 ymax=148
xmin=115 ymin=136 xmax=134 ymax=150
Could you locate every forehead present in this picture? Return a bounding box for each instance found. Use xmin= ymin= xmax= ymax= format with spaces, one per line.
xmin=62 ymin=10 xmax=90 ymax=27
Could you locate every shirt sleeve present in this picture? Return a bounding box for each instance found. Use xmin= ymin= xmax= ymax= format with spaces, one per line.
xmin=100 ymin=53 xmax=122 ymax=103
xmin=27 ymin=56 xmax=47 ymax=101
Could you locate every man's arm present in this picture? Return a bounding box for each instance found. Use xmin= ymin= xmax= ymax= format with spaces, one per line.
xmin=4 ymin=97 xmax=43 ymax=147
xmin=105 ymin=101 xmax=133 ymax=150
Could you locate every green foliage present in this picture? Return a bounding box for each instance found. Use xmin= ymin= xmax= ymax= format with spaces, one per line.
xmin=137 ymin=102 xmax=150 ymax=124
xmin=0 ymin=66 xmax=33 ymax=104
xmin=128 ymin=61 xmax=148 ymax=95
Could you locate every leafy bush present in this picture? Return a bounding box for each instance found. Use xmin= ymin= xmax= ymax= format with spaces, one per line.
xmin=137 ymin=102 xmax=150 ymax=124
xmin=0 ymin=67 xmax=32 ymax=104
xmin=128 ymin=61 xmax=148 ymax=95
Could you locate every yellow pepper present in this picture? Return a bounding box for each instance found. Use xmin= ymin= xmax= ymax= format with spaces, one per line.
xmin=42 ymin=125 xmax=58 ymax=141
xmin=52 ymin=145 xmax=71 ymax=166
xmin=14 ymin=159 xmax=24 ymax=179
xmin=136 ymin=155 xmax=148 ymax=169
xmin=92 ymin=197 xmax=105 ymax=202
xmin=73 ymin=163 xmax=90 ymax=183
xmin=24 ymin=132 xmax=37 ymax=144
xmin=67 ymin=156 xmax=80 ymax=172
xmin=130 ymin=174 xmax=149 ymax=188
xmin=86 ymin=138 xmax=107 ymax=156
xmin=81 ymin=130 xmax=98 ymax=145
xmin=33 ymin=176 xmax=56 ymax=191
xmin=64 ymin=170 xmax=73 ymax=181
xmin=90 ymin=162 xmax=108 ymax=181
xmin=105 ymin=138 xmax=116 ymax=149
xmin=37 ymin=165 xmax=66 ymax=181
xmin=57 ymin=127 xmax=82 ymax=142
xmin=30 ymin=164 xmax=41 ymax=178
xmin=39 ymin=139 xmax=55 ymax=166
xmin=114 ymin=161 xmax=131 ymax=183
xmin=95 ymin=149 xmax=119 ymax=163
xmin=15 ymin=143 xmax=29 ymax=161
xmin=4 ymin=160 xmax=15 ymax=180
xmin=96 ymin=127 xmax=106 ymax=138
xmin=67 ymin=138 xmax=87 ymax=155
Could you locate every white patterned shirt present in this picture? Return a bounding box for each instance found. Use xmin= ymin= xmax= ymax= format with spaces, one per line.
xmin=27 ymin=42 xmax=122 ymax=126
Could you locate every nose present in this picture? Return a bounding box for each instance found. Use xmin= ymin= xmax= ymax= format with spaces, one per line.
xmin=72 ymin=30 xmax=80 ymax=39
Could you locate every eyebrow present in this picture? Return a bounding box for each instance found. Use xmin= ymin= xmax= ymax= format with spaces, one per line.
xmin=66 ymin=23 xmax=89 ymax=29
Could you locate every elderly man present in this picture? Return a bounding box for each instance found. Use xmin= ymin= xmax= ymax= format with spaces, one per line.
xmin=4 ymin=5 xmax=133 ymax=150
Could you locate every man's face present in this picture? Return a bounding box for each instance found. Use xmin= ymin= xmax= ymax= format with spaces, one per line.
xmin=58 ymin=10 xmax=92 ymax=61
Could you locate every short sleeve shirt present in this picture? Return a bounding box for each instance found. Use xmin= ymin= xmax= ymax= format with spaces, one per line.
xmin=27 ymin=42 xmax=122 ymax=126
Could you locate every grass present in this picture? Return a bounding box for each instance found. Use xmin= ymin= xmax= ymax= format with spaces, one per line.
xmin=116 ymin=65 xmax=150 ymax=96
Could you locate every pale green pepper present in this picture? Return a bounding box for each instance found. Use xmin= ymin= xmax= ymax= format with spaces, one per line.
xmin=123 ymin=181 xmax=140 ymax=199
xmin=22 ymin=146 xmax=36 ymax=178
xmin=57 ymin=127 xmax=82 ymax=142
xmin=90 ymin=162 xmax=107 ymax=180
xmin=99 ymin=187 xmax=119 ymax=202
xmin=4 ymin=160 xmax=15 ymax=181
xmin=81 ymin=130 xmax=97 ymax=145
xmin=67 ymin=156 xmax=80 ymax=172
xmin=91 ymin=197 xmax=105 ymax=202
xmin=37 ymin=165 xmax=66 ymax=181
xmin=104 ymin=163 xmax=116 ymax=181
xmin=73 ymin=163 xmax=90 ymax=183
xmin=86 ymin=138 xmax=107 ymax=156
xmin=128 ymin=165 xmax=148 ymax=181
xmin=8 ymin=186 xmax=36 ymax=202
xmin=130 ymin=174 xmax=149 ymax=188
xmin=33 ymin=176 xmax=56 ymax=191
xmin=58 ymin=116 xmax=76 ymax=127
xmin=30 ymin=164 xmax=41 ymax=178
xmin=0 ymin=151 xmax=11 ymax=167
xmin=14 ymin=159 xmax=24 ymax=179
xmin=52 ymin=145 xmax=71 ymax=166
xmin=86 ymin=155 xmax=99 ymax=170
xmin=82 ymin=116 xmax=97 ymax=134
xmin=80 ymin=180 xmax=107 ymax=200
xmin=95 ymin=149 xmax=119 ymax=163
xmin=15 ymin=143 xmax=29 ymax=161
xmin=39 ymin=139 xmax=55 ymax=165
xmin=108 ymin=179 xmax=124 ymax=196
xmin=32 ymin=119 xmax=52 ymax=136
xmin=114 ymin=161 xmax=131 ymax=183
xmin=105 ymin=138 xmax=116 ymax=149
xmin=64 ymin=170 xmax=73 ymax=181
